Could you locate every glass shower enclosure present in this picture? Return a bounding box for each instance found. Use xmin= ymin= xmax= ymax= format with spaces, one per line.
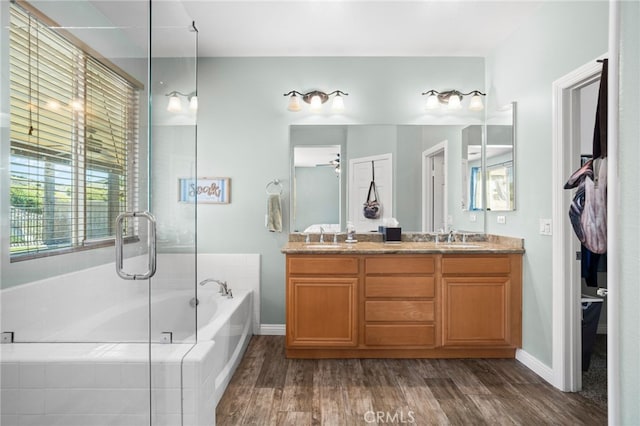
xmin=0 ymin=1 xmax=198 ymax=424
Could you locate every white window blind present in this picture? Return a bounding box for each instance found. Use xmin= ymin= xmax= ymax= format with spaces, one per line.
xmin=9 ymin=3 xmax=140 ymax=259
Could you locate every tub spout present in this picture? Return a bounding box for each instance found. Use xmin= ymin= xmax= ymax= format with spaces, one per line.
xmin=199 ymin=278 xmax=229 ymax=295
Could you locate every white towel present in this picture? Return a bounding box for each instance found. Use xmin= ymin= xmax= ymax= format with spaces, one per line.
xmin=266 ymin=193 xmax=282 ymax=232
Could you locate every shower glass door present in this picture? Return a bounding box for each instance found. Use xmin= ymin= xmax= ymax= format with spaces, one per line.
xmin=148 ymin=3 xmax=199 ymax=425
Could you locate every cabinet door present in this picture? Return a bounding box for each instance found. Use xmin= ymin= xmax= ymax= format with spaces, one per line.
xmin=287 ymin=277 xmax=358 ymax=347
xmin=441 ymin=276 xmax=512 ymax=347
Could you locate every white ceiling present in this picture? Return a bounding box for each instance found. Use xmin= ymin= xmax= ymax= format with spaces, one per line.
xmin=83 ymin=0 xmax=543 ymax=58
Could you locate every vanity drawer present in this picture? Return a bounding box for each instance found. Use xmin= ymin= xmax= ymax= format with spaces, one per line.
xmin=365 ymin=256 xmax=435 ymax=274
xmin=365 ymin=300 xmax=434 ymax=322
xmin=365 ymin=324 xmax=435 ymax=346
xmin=288 ymin=256 xmax=359 ymax=275
xmin=442 ymin=255 xmax=511 ymax=275
xmin=365 ymin=276 xmax=435 ymax=298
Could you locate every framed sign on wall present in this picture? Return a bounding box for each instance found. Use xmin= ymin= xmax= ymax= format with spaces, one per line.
xmin=178 ymin=177 xmax=231 ymax=204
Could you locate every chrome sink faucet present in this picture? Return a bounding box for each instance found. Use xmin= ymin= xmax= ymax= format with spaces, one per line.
xmin=319 ymin=226 xmax=325 ymax=243
xmin=447 ymin=230 xmax=455 ymax=244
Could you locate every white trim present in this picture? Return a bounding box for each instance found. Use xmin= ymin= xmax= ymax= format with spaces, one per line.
xmin=607 ymin=2 xmax=620 ymax=424
xmin=421 ymin=141 xmax=448 ymax=232
xmin=515 ymin=349 xmax=555 ymax=385
xmin=551 ymin=55 xmax=606 ymax=392
xmin=259 ymin=324 xmax=286 ymax=335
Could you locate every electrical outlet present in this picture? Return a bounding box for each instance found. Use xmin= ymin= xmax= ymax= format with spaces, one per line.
xmin=497 ymin=215 xmax=506 ymax=224
xmin=539 ymin=218 xmax=552 ymax=235
xmin=1 ymin=332 xmax=14 ymax=344
xmin=469 ymin=213 xmax=477 ymax=223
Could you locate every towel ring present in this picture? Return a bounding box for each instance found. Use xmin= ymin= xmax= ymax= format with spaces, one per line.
xmin=266 ymin=179 xmax=283 ymax=195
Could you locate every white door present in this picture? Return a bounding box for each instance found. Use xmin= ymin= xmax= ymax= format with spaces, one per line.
xmin=348 ymin=154 xmax=392 ymax=232
xmin=422 ymin=142 xmax=447 ymax=232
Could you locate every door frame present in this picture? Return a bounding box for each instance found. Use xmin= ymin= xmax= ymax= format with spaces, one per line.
xmin=421 ymin=141 xmax=448 ymax=232
xmin=551 ymin=55 xmax=606 ymax=392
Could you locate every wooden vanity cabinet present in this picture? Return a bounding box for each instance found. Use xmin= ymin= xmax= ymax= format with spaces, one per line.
xmin=285 ymin=250 xmax=522 ymax=359
xmin=441 ymin=254 xmax=522 ymax=351
xmin=363 ymin=255 xmax=437 ymax=347
xmin=286 ymin=256 xmax=359 ymax=349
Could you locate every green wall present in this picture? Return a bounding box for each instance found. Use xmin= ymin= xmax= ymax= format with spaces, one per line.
xmin=196 ymin=57 xmax=485 ymax=323
xmin=619 ymin=1 xmax=640 ymax=422
xmin=485 ymin=1 xmax=608 ymax=366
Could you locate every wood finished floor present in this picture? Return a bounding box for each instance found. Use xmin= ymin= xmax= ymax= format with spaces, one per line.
xmin=216 ymin=336 xmax=606 ymax=425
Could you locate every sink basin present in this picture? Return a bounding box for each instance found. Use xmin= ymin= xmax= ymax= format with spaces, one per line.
xmin=441 ymin=244 xmax=481 ymax=249
xmin=304 ymin=244 xmax=342 ymax=249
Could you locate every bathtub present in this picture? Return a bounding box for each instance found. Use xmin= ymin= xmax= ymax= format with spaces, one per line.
xmin=0 ymin=254 xmax=259 ymax=426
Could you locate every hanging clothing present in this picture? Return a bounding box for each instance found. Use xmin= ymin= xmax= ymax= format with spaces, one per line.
xmin=581 ymin=246 xmax=606 ymax=287
xmin=592 ymin=59 xmax=608 ymax=160
xmin=564 ymin=59 xmax=608 ymax=254
xmin=565 ymin=158 xmax=607 ymax=253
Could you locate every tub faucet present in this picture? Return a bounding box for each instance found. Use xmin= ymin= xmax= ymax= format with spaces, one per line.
xmin=199 ymin=278 xmax=228 ymax=295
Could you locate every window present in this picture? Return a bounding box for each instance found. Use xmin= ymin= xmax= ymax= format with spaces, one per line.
xmin=469 ymin=166 xmax=483 ymax=211
xmin=9 ymin=3 xmax=140 ymax=259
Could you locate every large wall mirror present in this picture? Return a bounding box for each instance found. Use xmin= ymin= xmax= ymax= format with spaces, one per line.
xmin=291 ymin=124 xmax=493 ymax=234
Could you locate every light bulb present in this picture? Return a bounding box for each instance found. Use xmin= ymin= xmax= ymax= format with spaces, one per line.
xmin=425 ymin=93 xmax=439 ymax=110
xmin=167 ymin=94 xmax=182 ymax=112
xmin=189 ymin=95 xmax=198 ymax=111
xmin=447 ymin=94 xmax=462 ymax=110
xmin=310 ymin=94 xmax=323 ymax=112
xmin=468 ymin=93 xmax=484 ymax=111
xmin=331 ymin=94 xmax=345 ymax=112
xmin=287 ymin=94 xmax=301 ymax=112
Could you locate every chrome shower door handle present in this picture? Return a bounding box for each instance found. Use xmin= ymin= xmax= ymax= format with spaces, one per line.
xmin=115 ymin=211 xmax=157 ymax=280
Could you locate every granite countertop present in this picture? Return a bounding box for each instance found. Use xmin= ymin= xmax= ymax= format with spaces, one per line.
xmin=281 ymin=239 xmax=525 ymax=255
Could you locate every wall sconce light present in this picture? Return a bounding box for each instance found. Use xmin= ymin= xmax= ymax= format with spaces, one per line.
xmin=165 ymin=91 xmax=198 ymax=113
xmin=283 ymin=90 xmax=348 ymax=113
xmin=421 ymin=90 xmax=486 ymax=111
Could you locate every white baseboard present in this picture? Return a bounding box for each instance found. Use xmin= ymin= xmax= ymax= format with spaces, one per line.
xmin=259 ymin=324 xmax=285 ymax=335
xmin=515 ymin=348 xmax=555 ymax=386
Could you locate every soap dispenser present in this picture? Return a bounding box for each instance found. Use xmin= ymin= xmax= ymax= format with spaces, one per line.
xmin=346 ymin=221 xmax=357 ymax=243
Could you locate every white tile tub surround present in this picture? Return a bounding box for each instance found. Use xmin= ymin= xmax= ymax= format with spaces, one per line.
xmin=196 ymin=253 xmax=260 ymax=334
xmin=0 ymin=257 xmax=148 ymax=342
xmin=0 ymin=254 xmax=259 ymax=426
xmin=0 ymin=253 xmax=260 ymax=341
xmin=0 ymin=290 xmax=254 ymax=426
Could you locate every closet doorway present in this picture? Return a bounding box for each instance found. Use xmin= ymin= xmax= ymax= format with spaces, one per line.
xmin=551 ymin=56 xmax=608 ymax=406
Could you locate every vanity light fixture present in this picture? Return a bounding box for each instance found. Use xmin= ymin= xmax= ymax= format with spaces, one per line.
xmin=283 ymin=90 xmax=348 ymax=113
xmin=422 ymin=89 xmax=486 ymax=111
xmin=165 ymin=91 xmax=198 ymax=113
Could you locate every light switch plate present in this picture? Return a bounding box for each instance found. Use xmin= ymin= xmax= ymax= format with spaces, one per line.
xmin=497 ymin=215 xmax=506 ymax=224
xmin=469 ymin=213 xmax=477 ymax=223
xmin=539 ymin=218 xmax=552 ymax=235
